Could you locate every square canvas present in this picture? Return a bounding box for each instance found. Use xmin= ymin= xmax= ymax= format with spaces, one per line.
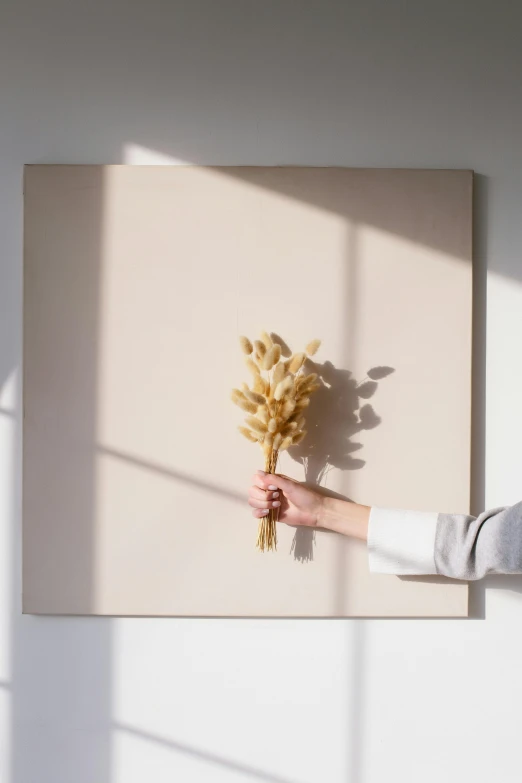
xmin=23 ymin=165 xmax=472 ymax=616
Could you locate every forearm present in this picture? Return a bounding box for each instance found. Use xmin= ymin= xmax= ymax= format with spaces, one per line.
xmin=318 ymin=496 xmax=370 ymax=541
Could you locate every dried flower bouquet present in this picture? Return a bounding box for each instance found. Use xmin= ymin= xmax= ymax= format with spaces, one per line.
xmin=231 ymin=332 xmax=321 ymax=551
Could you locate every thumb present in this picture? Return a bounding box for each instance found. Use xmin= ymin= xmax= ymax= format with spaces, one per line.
xmin=256 ymin=470 xmax=297 ymax=495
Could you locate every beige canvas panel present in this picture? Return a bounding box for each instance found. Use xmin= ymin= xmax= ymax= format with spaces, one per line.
xmin=23 ymin=166 xmax=472 ymax=616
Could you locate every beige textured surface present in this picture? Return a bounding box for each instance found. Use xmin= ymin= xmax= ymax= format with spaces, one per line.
xmin=23 ymin=165 xmax=472 ymax=616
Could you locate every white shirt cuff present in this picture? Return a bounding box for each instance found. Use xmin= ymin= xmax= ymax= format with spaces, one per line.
xmin=368 ymin=507 xmax=438 ymax=575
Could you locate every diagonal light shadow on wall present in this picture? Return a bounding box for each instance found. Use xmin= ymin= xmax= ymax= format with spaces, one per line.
xmin=115 ymin=722 xmax=304 ymax=783
xmin=98 ymin=445 xmax=245 ymax=505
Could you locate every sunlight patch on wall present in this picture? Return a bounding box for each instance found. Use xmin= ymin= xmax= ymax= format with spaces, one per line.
xmin=124 ymin=144 xmax=190 ymax=166
xmin=485 ymin=271 xmax=522 ymax=507
xmin=93 ymin=164 xmax=346 ymax=614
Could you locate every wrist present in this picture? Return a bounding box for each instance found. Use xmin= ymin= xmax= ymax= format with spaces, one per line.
xmin=317 ymin=495 xmax=342 ymax=531
xmin=317 ymin=495 xmax=370 ymax=542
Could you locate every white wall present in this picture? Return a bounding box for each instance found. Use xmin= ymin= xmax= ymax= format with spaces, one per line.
xmin=2 ymin=1 xmax=522 ymax=781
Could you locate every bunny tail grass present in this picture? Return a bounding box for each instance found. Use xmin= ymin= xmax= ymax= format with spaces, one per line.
xmin=239 ymin=336 xmax=253 ymax=355
xmin=305 ymin=338 xmax=321 ymax=356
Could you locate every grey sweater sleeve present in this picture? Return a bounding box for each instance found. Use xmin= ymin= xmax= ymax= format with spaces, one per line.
xmin=367 ymin=502 xmax=522 ymax=580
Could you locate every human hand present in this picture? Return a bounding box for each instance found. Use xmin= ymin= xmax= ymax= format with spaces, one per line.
xmin=248 ymin=470 xmax=324 ymax=528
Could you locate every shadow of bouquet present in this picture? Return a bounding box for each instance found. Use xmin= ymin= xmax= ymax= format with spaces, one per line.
xmin=287 ymin=360 xmax=394 ymax=562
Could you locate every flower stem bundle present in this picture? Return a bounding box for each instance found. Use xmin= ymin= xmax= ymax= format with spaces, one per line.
xmin=232 ymin=332 xmax=321 ymax=551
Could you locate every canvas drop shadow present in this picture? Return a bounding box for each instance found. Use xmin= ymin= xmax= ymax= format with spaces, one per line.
xmin=285 ymin=359 xmax=395 ymax=562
